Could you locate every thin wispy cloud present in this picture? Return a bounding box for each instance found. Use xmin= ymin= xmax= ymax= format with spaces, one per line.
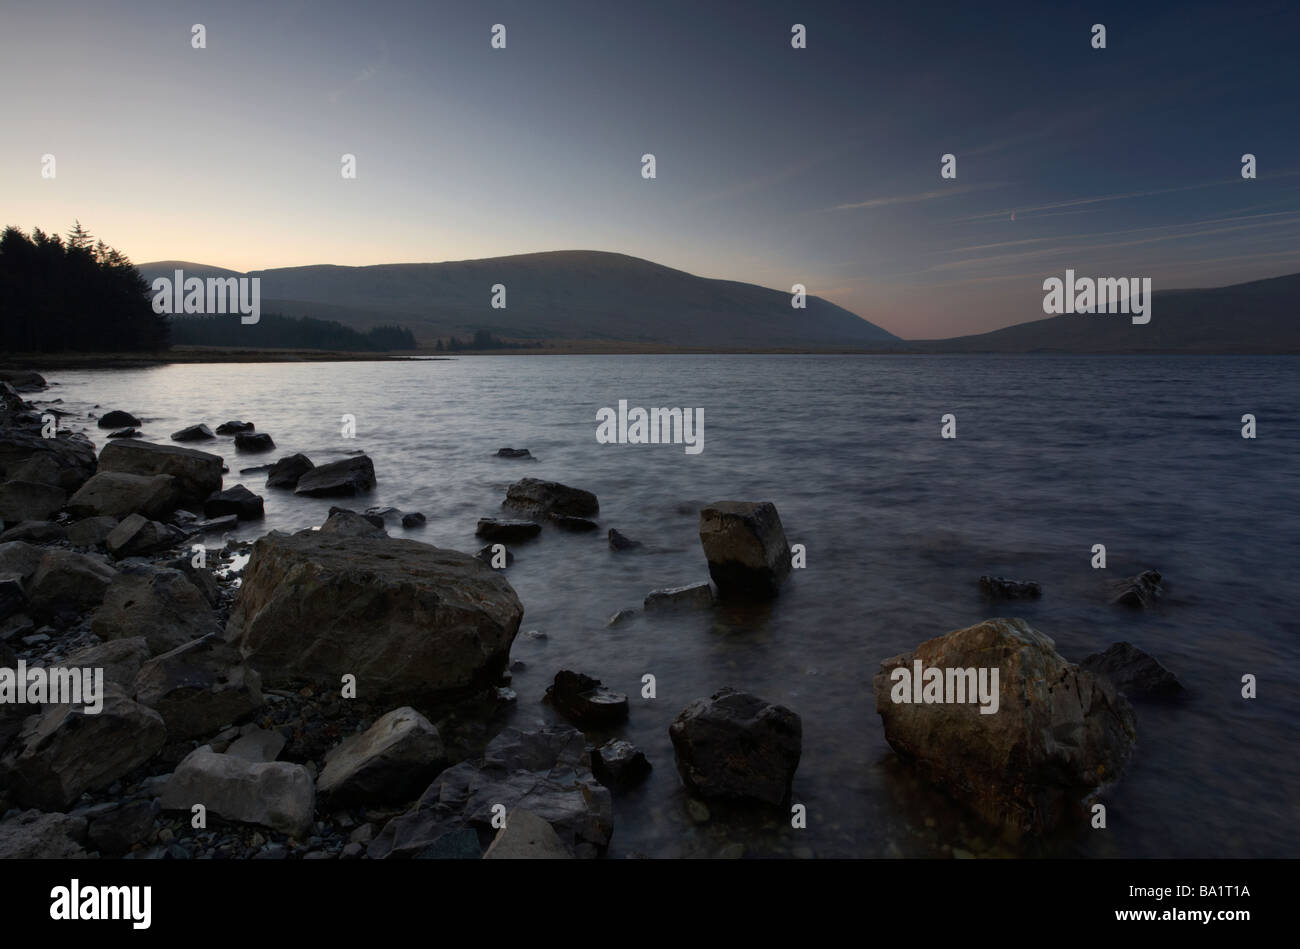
xmin=828 ymin=182 xmax=1004 ymax=212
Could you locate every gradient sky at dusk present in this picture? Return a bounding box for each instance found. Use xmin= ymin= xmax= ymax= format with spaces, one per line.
xmin=3 ymin=0 xmax=1298 ymax=338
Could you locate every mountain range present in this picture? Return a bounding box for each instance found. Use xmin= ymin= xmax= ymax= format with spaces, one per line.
xmin=137 ymin=252 xmax=1300 ymax=353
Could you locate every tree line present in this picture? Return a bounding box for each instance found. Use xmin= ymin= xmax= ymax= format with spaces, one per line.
xmin=170 ymin=313 xmax=416 ymax=351
xmin=0 ymin=223 xmax=169 ymax=352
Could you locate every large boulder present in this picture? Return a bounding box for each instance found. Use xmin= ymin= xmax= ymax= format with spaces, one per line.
xmin=0 ymin=425 xmax=97 ymax=492
xmin=0 ymin=683 xmax=166 ymax=809
xmin=668 ymin=688 xmax=802 ymax=806
xmin=294 ymin=455 xmax=375 ymax=497
xmin=266 ymin=453 xmax=314 ymax=489
xmin=161 ymin=748 xmax=315 ymax=838
xmin=91 ymin=565 xmax=222 ymax=654
xmin=0 ymin=480 xmax=66 ymax=523
xmin=66 ymin=471 xmax=178 ymax=519
xmin=26 ymin=549 xmax=117 ymax=613
xmin=873 ymin=618 xmax=1137 ymax=836
xmin=698 ymin=501 xmax=792 ymax=599
xmin=105 ymin=514 xmax=185 ymax=558
xmin=503 ymin=478 xmax=598 ymax=518
xmin=228 ymin=528 xmax=523 ymax=707
xmin=134 ymin=634 xmax=263 ymax=741
xmin=317 ymin=707 xmax=446 ymax=806
xmin=368 ymin=725 xmax=612 ymax=859
xmin=97 ymin=440 xmax=223 ymax=504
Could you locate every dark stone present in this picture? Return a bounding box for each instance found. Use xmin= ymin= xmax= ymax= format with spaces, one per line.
xmin=415 ymin=828 xmax=483 ymax=859
xmin=215 ymin=421 xmax=255 ymax=435
xmin=171 ymin=424 xmax=215 ymax=442
xmin=476 ymin=519 xmax=541 ymax=542
xmin=97 ymin=410 xmax=141 ymax=429
xmin=699 ymin=501 xmax=792 ymax=599
xmin=495 ymin=448 xmax=532 ymax=459
xmin=546 ymin=670 xmax=629 ymax=727
xmin=329 ymin=506 xmax=384 ymax=529
xmin=608 ymin=528 xmax=641 ymax=551
xmin=106 ymin=428 xmax=142 ymax=439
xmin=1081 ymin=641 xmax=1185 ymax=700
xmin=266 ymin=453 xmax=314 ymax=489
xmin=234 ymin=432 xmax=275 ymax=453
xmin=550 ymin=514 xmax=599 ymax=532
xmin=192 ymin=515 xmax=239 ymax=534
xmin=294 ymin=456 xmax=374 ymax=497
xmin=591 ymin=739 xmax=651 ymax=790
xmin=504 ymin=478 xmax=598 ymax=518
xmin=87 ymin=800 xmax=157 ymax=856
xmin=476 ymin=544 xmax=514 ymax=566
xmin=205 ymin=485 xmax=265 ymax=520
xmin=669 ymin=687 xmax=801 ymax=807
xmin=1111 ymin=570 xmax=1163 ymax=609
xmin=979 ymin=576 xmax=1042 ymax=599
xmin=401 ymin=512 xmax=426 ymax=529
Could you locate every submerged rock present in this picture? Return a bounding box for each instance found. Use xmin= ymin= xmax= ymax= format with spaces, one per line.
xmin=873 ymin=617 xmax=1137 ymax=836
xmin=644 ymin=582 xmax=713 ymax=611
xmin=1111 ymin=570 xmax=1163 ymax=609
xmin=550 ymin=514 xmax=599 ymax=532
xmin=266 ymin=452 xmax=314 ymax=489
xmin=475 ymin=518 xmax=541 ymax=542
xmin=546 ymin=670 xmax=629 ymax=727
xmin=204 ymin=484 xmax=264 ymax=520
xmin=504 ymin=478 xmax=598 ymax=518
xmin=1080 ymin=642 xmax=1184 ymax=700
xmin=97 ymin=410 xmax=141 ymax=429
xmin=979 ymin=575 xmax=1042 ymax=599
xmin=294 ymin=455 xmax=375 ymax=497
xmin=234 ymin=432 xmax=275 ymax=452
xmin=215 ymin=420 xmax=255 ymax=435
xmin=475 ymin=543 xmax=514 ymax=566
xmin=608 ymin=528 xmax=641 ymax=551
xmin=171 ymin=423 xmax=215 ymax=442
xmin=495 ymin=448 xmax=532 ymax=459
xmin=699 ymin=501 xmax=791 ymax=599
xmin=591 ymin=739 xmax=651 ymax=790
xmin=669 ymin=688 xmax=802 ymax=807
xmin=105 ymin=428 xmax=142 ymax=439
xmin=227 ymin=527 xmax=523 ymax=707
xmin=401 ymin=511 xmax=426 ymax=529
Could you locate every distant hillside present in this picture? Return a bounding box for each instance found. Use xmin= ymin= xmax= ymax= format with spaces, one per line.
xmin=138 ymin=250 xmax=899 ymax=349
xmin=927 ymin=272 xmax=1300 ymax=353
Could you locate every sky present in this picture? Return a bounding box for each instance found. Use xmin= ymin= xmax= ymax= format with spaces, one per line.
xmin=2 ymin=0 xmax=1298 ymax=338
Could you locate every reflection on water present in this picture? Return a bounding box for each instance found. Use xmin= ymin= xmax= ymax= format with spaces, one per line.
xmin=44 ymin=354 xmax=1300 ymax=857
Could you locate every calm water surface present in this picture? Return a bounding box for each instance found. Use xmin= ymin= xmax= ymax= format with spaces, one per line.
xmin=41 ymin=355 xmax=1300 ymax=858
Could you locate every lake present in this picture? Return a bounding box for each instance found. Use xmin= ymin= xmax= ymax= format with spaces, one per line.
xmin=42 ymin=354 xmax=1300 ymax=858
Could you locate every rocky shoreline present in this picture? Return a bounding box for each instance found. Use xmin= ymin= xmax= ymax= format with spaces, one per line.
xmin=1 ymin=368 xmax=1187 ymax=859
